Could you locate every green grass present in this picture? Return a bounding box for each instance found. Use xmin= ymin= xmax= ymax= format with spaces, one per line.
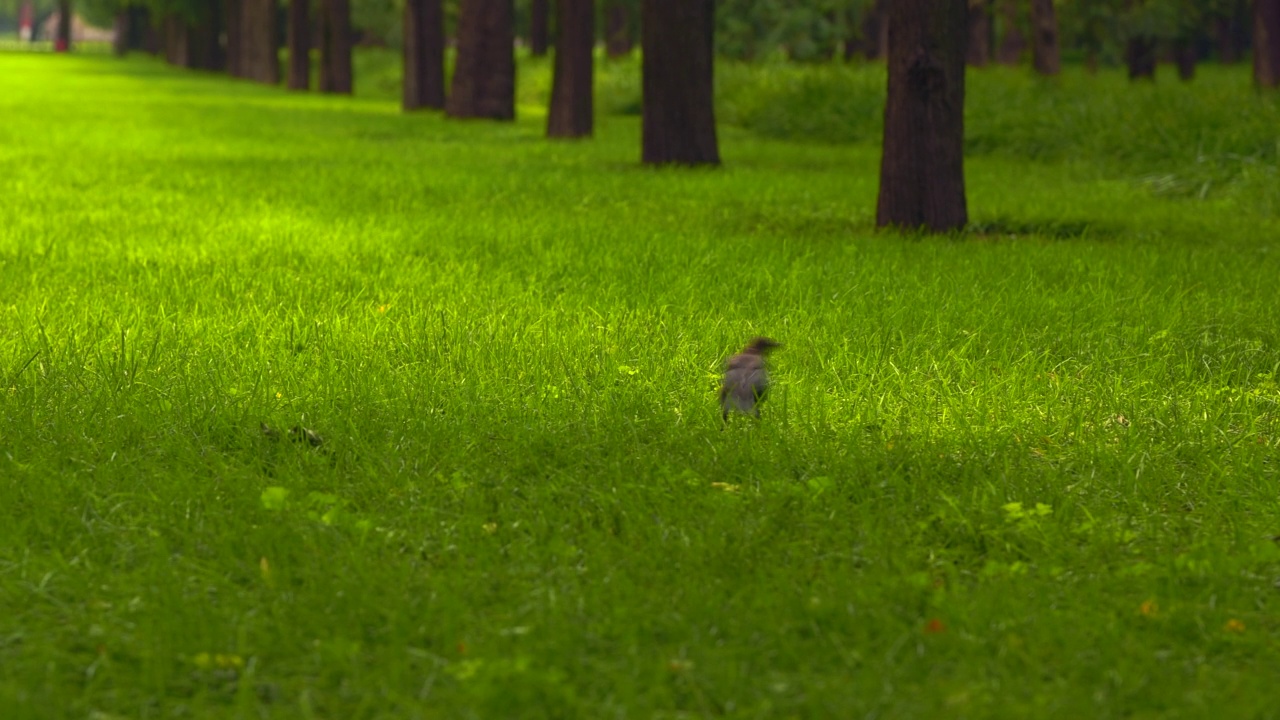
xmin=2 ymin=51 xmax=1280 ymax=718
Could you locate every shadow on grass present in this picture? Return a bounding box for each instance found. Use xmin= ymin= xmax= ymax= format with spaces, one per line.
xmin=966 ymin=218 xmax=1114 ymax=241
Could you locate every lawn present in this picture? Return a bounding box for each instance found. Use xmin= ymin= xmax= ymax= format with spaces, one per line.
xmin=1 ymin=51 xmax=1279 ymax=718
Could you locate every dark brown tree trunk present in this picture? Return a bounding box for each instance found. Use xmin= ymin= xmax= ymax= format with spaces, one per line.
xmin=877 ymin=0 xmax=968 ymax=232
xmin=225 ymin=0 xmax=243 ymax=76
xmin=403 ymin=0 xmax=446 ymax=110
xmin=141 ymin=13 xmax=161 ymax=53
xmin=996 ymin=0 xmax=1025 ymax=65
xmin=641 ymin=0 xmax=718 ymax=165
xmin=862 ymin=0 xmax=888 ymax=60
xmin=319 ymin=0 xmax=353 ymax=93
xmin=1125 ymin=35 xmax=1157 ymax=80
xmin=604 ymin=1 xmax=633 ymax=59
xmin=164 ymin=14 xmax=191 ymax=66
xmin=287 ymin=0 xmax=310 ymax=89
xmin=113 ymin=10 xmax=129 ymax=56
xmin=55 ymin=0 xmax=72 ymax=52
xmin=529 ymin=0 xmax=549 ymax=57
xmin=1029 ymin=0 xmax=1059 ymax=75
xmin=547 ymin=0 xmax=593 ymax=137
xmin=447 ymin=0 xmax=516 ymax=119
xmin=1215 ymin=16 xmax=1241 ymax=63
xmin=190 ymin=0 xmax=225 ymax=71
xmin=1256 ymin=0 xmax=1280 ymax=87
xmin=1173 ymin=38 xmax=1197 ymax=80
xmin=967 ymin=1 xmax=992 ymax=66
xmin=240 ymin=0 xmax=279 ymax=83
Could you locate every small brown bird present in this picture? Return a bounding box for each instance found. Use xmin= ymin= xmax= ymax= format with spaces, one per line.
xmin=720 ymin=337 xmax=781 ymax=422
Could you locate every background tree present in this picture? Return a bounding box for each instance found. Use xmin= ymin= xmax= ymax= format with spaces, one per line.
xmin=528 ymin=0 xmax=547 ymax=55
xmin=997 ymin=0 xmax=1027 ymax=64
xmin=1031 ymin=0 xmax=1061 ymax=74
xmin=237 ymin=0 xmax=276 ymax=82
xmin=55 ymin=0 xmax=71 ymax=50
xmin=223 ymin=0 xmax=241 ymax=76
xmin=877 ymin=0 xmax=968 ymax=232
xmin=403 ymin=0 xmax=445 ymax=109
xmin=447 ymin=0 xmax=516 ymax=119
xmin=641 ymin=0 xmax=718 ymax=165
xmin=968 ymin=0 xmax=993 ymax=66
xmin=287 ymin=0 xmax=309 ymax=89
xmin=319 ymin=0 xmax=353 ymax=93
xmin=1256 ymin=0 xmax=1280 ymax=86
xmin=604 ymin=0 xmax=635 ymax=58
xmin=547 ymin=0 xmax=592 ymax=137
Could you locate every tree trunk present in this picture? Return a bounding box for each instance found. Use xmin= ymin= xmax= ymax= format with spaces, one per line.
xmin=529 ymin=0 xmax=549 ymax=57
xmin=447 ymin=0 xmax=516 ymax=119
xmin=1030 ymin=0 xmax=1059 ymax=75
xmin=112 ymin=10 xmax=129 ymax=56
xmin=1215 ymin=16 xmax=1241 ymax=63
xmin=403 ymin=0 xmax=446 ymax=110
xmin=996 ymin=0 xmax=1025 ymax=65
xmin=1173 ymin=38 xmax=1196 ymax=80
xmin=547 ymin=0 xmax=593 ymax=138
xmin=604 ymin=1 xmax=632 ymax=59
xmin=164 ymin=14 xmax=191 ymax=66
xmin=877 ymin=0 xmax=968 ymax=232
xmin=1255 ymin=0 xmax=1280 ymax=88
xmin=190 ymin=0 xmax=225 ymax=71
xmin=862 ymin=0 xmax=888 ymax=60
xmin=967 ymin=1 xmax=991 ymax=66
xmin=320 ymin=0 xmax=353 ymax=93
xmin=1125 ymin=35 xmax=1157 ymax=80
xmin=55 ymin=0 xmax=72 ymax=52
xmin=641 ymin=0 xmax=718 ymax=165
xmin=287 ymin=0 xmax=310 ymax=89
xmin=240 ymin=0 xmax=279 ymax=84
xmin=225 ymin=0 xmax=243 ymax=76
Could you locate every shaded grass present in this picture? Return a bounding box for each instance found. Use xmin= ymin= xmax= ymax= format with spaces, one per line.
xmin=1 ymin=52 xmax=1280 ymax=718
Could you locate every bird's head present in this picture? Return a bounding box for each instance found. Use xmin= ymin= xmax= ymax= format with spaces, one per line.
xmin=744 ymin=337 xmax=782 ymax=355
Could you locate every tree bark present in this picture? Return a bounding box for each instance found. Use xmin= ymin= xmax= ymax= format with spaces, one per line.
xmin=225 ymin=0 xmax=243 ymax=76
xmin=1125 ymin=35 xmax=1157 ymax=80
xmin=189 ymin=0 xmax=225 ymax=71
xmin=55 ymin=0 xmax=72 ymax=52
xmin=876 ymin=0 xmax=968 ymax=232
xmin=1029 ymin=0 xmax=1059 ymax=75
xmin=403 ymin=0 xmax=446 ymax=110
xmin=287 ymin=0 xmax=310 ymax=89
xmin=112 ymin=10 xmax=129 ymax=56
xmin=967 ymin=1 xmax=991 ymax=66
xmin=604 ymin=1 xmax=632 ymax=59
xmin=1255 ymin=0 xmax=1280 ymax=88
xmin=240 ymin=0 xmax=279 ymax=84
xmin=529 ymin=0 xmax=549 ymax=57
xmin=164 ymin=14 xmax=190 ymax=66
xmin=641 ymin=0 xmax=718 ymax=165
xmin=319 ymin=0 xmax=353 ymax=93
xmin=1173 ymin=38 xmax=1196 ymax=80
xmin=996 ymin=0 xmax=1025 ymax=65
xmin=1215 ymin=16 xmax=1241 ymax=63
xmin=547 ymin=0 xmax=593 ymax=138
xmin=861 ymin=0 xmax=888 ymax=60
xmin=446 ymin=0 xmax=516 ymax=119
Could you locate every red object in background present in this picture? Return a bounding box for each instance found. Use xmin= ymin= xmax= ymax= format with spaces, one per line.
xmin=55 ymin=38 xmax=68 ymax=52
xmin=18 ymin=1 xmax=33 ymax=40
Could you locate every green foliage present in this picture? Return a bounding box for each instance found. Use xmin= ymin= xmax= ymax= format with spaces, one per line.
xmin=3 ymin=52 xmax=1280 ymax=717
xmin=717 ymin=0 xmax=869 ymax=61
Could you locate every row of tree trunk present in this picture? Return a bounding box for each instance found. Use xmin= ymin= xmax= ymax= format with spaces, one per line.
xmin=108 ymin=0 xmax=1280 ymax=238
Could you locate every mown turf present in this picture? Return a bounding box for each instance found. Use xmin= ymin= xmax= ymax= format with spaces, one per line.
xmin=1 ymin=52 xmax=1279 ymax=719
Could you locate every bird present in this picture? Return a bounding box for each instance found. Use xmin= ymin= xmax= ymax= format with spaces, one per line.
xmin=720 ymin=337 xmax=781 ymax=422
